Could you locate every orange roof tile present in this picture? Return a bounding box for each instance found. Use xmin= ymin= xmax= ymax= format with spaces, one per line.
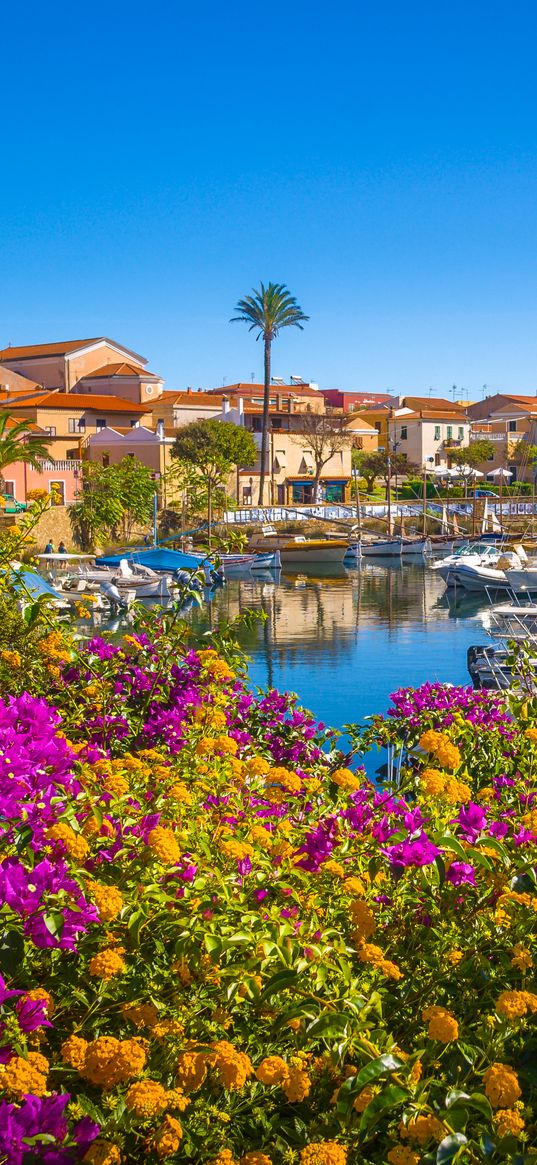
xmin=160 ymin=391 xmax=225 ymax=405
xmin=0 ymin=339 xmax=103 ymax=360
xmin=208 ymin=382 xmax=321 ymax=398
xmin=0 ymin=391 xmax=152 ymax=413
xmin=81 ymin=362 xmax=148 ymax=379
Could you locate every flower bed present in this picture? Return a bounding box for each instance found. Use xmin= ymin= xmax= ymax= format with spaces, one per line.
xmin=0 ymin=613 xmax=535 ymax=1164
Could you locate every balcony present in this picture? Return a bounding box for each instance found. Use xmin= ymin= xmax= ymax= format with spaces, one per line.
xmin=37 ymin=459 xmax=83 ymax=471
xmin=470 ymin=431 xmax=522 ymax=443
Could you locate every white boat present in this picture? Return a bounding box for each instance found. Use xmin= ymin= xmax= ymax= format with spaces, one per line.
xmin=360 ymin=537 xmax=430 ymax=558
xmin=249 ymin=526 xmax=347 ymax=564
xmin=39 ymin=554 xmax=173 ymax=600
xmin=218 ymin=551 xmax=281 ymax=575
xmin=483 ymin=601 xmax=537 ymax=639
xmin=445 ymin=549 xmax=526 ymax=592
xmin=430 ymin=543 xmax=504 ymax=582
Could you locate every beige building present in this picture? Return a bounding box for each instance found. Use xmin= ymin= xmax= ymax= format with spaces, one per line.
xmin=467 ymin=394 xmax=537 ymax=481
xmin=0 ymin=389 xmax=153 ymax=462
xmin=355 ymin=397 xmax=470 ymax=469
xmin=0 ymin=337 xmax=163 ymax=400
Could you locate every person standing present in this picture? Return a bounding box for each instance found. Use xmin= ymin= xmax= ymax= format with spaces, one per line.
xmin=44 ymin=541 xmax=54 ymax=554
xmin=58 ymin=541 xmax=67 ymax=554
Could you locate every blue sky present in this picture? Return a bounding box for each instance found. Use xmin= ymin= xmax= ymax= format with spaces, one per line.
xmin=3 ymin=0 xmax=537 ymax=398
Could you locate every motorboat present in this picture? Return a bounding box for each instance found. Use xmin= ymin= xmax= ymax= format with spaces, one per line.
xmin=218 ymin=551 xmax=281 ymax=575
xmin=429 ymin=543 xmax=505 ymax=582
xmin=40 ymin=554 xmax=174 ymax=600
xmin=482 ymin=601 xmax=537 ymax=640
xmin=444 ymin=549 xmax=529 ymax=592
xmin=248 ymin=525 xmax=347 ymax=564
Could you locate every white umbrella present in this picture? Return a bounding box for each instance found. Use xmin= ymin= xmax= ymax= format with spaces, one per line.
xmin=431 ymin=465 xmax=452 ymax=476
xmin=487 ymin=467 xmax=513 ymax=478
xmin=454 ymin=465 xmax=484 ymax=478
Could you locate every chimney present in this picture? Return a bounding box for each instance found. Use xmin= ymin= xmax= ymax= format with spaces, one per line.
xmin=222 ymin=398 xmax=230 ymax=416
xmin=156 ymin=419 xmax=165 ymax=440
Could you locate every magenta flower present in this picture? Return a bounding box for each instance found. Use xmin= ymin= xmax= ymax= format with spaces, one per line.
xmin=446 ymin=862 xmax=476 ymax=886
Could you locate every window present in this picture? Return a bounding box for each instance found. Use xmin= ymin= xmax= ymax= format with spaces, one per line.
xmin=447 ymin=425 xmax=453 ymax=439
xmin=129 ymin=420 xmax=137 ymax=428
xmin=434 ymin=425 xmax=441 ymax=440
xmin=458 ymin=426 xmax=464 ymax=440
xmin=102 ymin=454 xmax=110 ymax=468
xmin=508 ymin=420 xmax=517 ymax=432
xmin=251 ymin=417 xmax=263 ymax=432
xmin=66 ymin=449 xmax=78 ymax=460
xmin=400 ymin=425 xmax=407 ymax=440
xmin=374 ymin=422 xmax=381 ymax=432
xmin=3 ymin=481 xmax=15 ymax=498
xmin=43 ymin=425 xmax=56 ymax=437
xmin=68 ymin=418 xmax=85 ymax=433
xmin=96 ymin=419 xmax=107 ymax=431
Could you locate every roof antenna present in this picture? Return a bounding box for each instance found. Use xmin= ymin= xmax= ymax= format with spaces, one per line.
xmin=251 ymin=371 xmax=255 ymax=382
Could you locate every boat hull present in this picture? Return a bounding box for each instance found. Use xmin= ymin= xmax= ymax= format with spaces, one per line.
xmin=280 ymin=544 xmax=346 ymax=564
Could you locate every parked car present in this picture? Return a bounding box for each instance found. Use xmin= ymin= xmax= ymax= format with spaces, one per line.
xmin=0 ymin=494 xmax=27 ymax=512
xmin=475 ymin=488 xmax=498 ymax=497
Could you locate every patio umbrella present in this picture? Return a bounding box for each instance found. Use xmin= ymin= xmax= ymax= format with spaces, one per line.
xmin=486 ymin=467 xmax=513 ymax=478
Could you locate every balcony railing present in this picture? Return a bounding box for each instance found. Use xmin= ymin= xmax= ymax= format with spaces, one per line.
xmin=470 ymin=432 xmax=522 ymax=443
xmin=36 ymin=459 xmax=83 ymax=471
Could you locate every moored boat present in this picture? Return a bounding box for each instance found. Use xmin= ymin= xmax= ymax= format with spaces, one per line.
xmin=248 ymin=525 xmax=347 ymax=564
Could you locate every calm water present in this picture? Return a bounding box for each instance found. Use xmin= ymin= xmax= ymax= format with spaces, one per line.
xmin=188 ymin=561 xmax=492 ymax=734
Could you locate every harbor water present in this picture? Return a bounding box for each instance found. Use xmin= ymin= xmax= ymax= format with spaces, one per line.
xmin=189 ymin=560 xmax=492 ymax=739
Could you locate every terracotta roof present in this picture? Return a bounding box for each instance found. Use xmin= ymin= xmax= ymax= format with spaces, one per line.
xmin=401 ymin=396 xmax=466 ymax=412
xmin=0 ymin=391 xmax=152 ymax=413
xmin=398 ymin=410 xmax=469 ymax=421
xmin=0 ymin=337 xmax=147 ymax=364
xmin=0 ymin=339 xmax=104 ymax=360
xmin=81 ymin=362 xmax=149 ymax=379
xmin=160 ymin=391 xmax=225 ymax=405
xmin=208 ymin=383 xmax=321 ymax=398
xmin=3 ymin=417 xmax=47 ymax=435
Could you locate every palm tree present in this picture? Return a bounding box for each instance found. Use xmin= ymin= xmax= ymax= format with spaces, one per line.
xmin=231 ymin=282 xmax=309 ymax=504
xmin=0 ymin=412 xmax=53 ymax=480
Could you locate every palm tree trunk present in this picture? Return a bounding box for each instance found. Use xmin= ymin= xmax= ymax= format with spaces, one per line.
xmin=258 ymin=337 xmax=271 ymax=506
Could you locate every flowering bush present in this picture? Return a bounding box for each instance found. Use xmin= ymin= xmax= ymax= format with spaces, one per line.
xmin=0 ymin=606 xmax=535 ymax=1163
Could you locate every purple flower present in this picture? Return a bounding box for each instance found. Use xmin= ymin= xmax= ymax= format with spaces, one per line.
xmin=454 ymin=802 xmax=487 ymax=843
xmin=446 ymin=862 xmax=476 ymax=886
xmin=15 ymin=996 xmax=52 ymax=1032
xmin=384 ymin=831 xmax=442 ymax=871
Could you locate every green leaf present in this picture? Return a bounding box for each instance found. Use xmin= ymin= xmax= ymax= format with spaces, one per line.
xmin=436 ymin=1133 xmax=468 ymax=1163
xmin=305 ymin=1012 xmax=349 ymax=1039
xmin=0 ymin=929 xmax=24 ymax=976
xmin=259 ymin=969 xmax=298 ymax=1001
xmin=336 ymin=1054 xmax=404 ymax=1109
xmin=435 ymin=836 xmax=470 ymax=862
xmin=359 ymin=1083 xmax=408 ymax=1132
xmin=43 ymin=910 xmax=65 ymax=939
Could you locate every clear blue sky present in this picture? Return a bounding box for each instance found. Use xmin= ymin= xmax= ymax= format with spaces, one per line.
xmin=3 ymin=0 xmax=537 ymax=398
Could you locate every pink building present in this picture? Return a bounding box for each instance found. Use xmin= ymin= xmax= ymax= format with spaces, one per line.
xmin=2 ymin=456 xmax=82 ymax=506
xmin=321 ymin=389 xmax=395 ymax=412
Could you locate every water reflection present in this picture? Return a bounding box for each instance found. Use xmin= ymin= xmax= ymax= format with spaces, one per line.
xmin=189 ymin=562 xmax=491 ymax=737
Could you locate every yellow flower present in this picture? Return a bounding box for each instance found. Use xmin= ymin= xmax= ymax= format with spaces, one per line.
xmin=47 ymin=822 xmax=90 ymax=862
xmin=350 ymin=899 xmax=376 ymax=940
xmin=83 ymin=1037 xmax=146 ymax=1087
xmin=496 ymin=990 xmax=530 ymax=1019
xmin=126 ymin=1079 xmax=168 ymax=1118
xmin=61 ymin=1035 xmax=89 ymax=1070
xmin=420 ymin=767 xmax=446 ymax=794
xmin=282 ymin=1066 xmax=311 ymax=1102
xmin=83 ymin=1142 xmax=122 ymax=1165
xmin=153 ymin=1115 xmax=183 ymax=1158
xmin=342 ymin=876 xmax=365 ymax=896
xmin=256 ymin=1056 xmax=290 ymax=1085
xmin=511 ymin=943 xmax=533 ymax=971
xmin=0 ymin=649 xmax=21 ymax=668
xmin=419 ymin=729 xmax=460 ymax=770
xmin=524 ymin=726 xmax=537 ymax=742
xmin=91 ymin=883 xmax=124 ymax=922
xmin=240 ymin=1155 xmax=273 ymax=1165
xmin=265 ymin=766 xmax=302 ymax=795
xmin=353 ymin=1084 xmax=378 ymax=1112
xmin=220 ymin=838 xmax=254 ymax=861
xmin=422 ymin=1005 xmax=459 ymax=1043
xmin=299 ymin=1143 xmax=347 ymax=1165
xmin=483 ymin=1063 xmax=521 ymax=1108
xmin=323 ymin=860 xmax=345 ymax=877
xmin=176 ymin=1050 xmax=208 ymax=1092
xmin=26 ymin=1052 xmax=49 ymax=1076
xmin=89 ymin=948 xmax=126 ymax=980
xmin=331 ymin=767 xmax=362 ymax=792
xmin=168 ymin=782 xmax=192 ymax=805
xmin=446 ymin=949 xmax=463 ymax=965
xmin=0 ymin=1055 xmax=47 ymax=1097
xmin=402 ymin=1114 xmax=445 ymax=1144
xmin=211 ymin=1040 xmax=253 ymax=1090
xmin=494 ymin=1108 xmax=525 ymax=1137
xmin=245 ymin=756 xmax=271 ymax=778
xmin=121 ymin=1002 xmax=159 ymax=1028
xmin=250 ymin=824 xmax=274 ymax=850
xmin=147 ymin=825 xmax=181 ymax=864
xmin=387 ymin=1148 xmax=420 ymax=1165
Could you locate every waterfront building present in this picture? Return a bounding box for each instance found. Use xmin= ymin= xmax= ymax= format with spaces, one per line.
xmin=355 ymin=396 xmax=470 ymax=469
xmin=467 ymin=393 xmax=537 ymax=481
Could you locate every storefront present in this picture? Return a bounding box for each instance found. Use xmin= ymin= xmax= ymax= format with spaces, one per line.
xmin=285 ymin=477 xmax=350 ymax=504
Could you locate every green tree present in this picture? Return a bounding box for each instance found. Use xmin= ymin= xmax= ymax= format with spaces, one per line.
xmin=352 ymin=448 xmax=413 ymax=494
xmin=0 ymin=412 xmax=53 ymax=480
xmin=449 ymin=439 xmax=494 ymax=469
xmin=171 ymin=420 xmax=257 ymax=544
xmin=69 ymin=457 xmax=156 ymax=550
xmin=231 ymin=282 xmax=309 ymax=505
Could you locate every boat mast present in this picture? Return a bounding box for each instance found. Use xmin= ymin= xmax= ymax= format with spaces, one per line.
xmin=422 ymin=466 xmax=427 ymax=536
xmin=386 ymin=413 xmax=392 ymax=536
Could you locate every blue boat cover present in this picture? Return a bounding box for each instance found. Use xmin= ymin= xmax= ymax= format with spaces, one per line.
xmin=12 ymin=570 xmax=65 ymax=601
xmin=97 ymin=548 xmax=206 ymax=571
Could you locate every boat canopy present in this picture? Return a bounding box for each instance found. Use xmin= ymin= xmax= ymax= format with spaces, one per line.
xmin=97 ymin=548 xmax=206 ymax=571
xmin=12 ymin=570 xmax=66 ymax=602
